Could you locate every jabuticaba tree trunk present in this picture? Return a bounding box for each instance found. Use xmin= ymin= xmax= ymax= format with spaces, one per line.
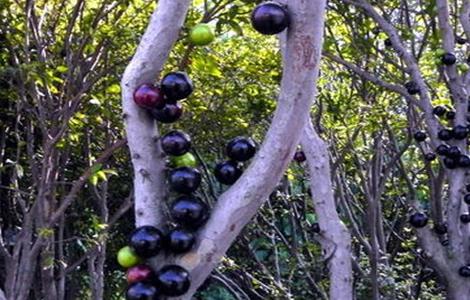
xmin=301 ymin=121 xmax=353 ymax=300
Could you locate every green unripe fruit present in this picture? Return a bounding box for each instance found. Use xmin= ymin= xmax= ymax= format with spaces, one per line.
xmin=458 ymin=63 xmax=470 ymax=73
xmin=435 ymin=48 xmax=446 ymax=57
xmin=117 ymin=246 xmax=141 ymax=268
xmin=170 ymin=152 xmax=198 ymax=168
xmin=189 ymin=24 xmax=215 ymax=46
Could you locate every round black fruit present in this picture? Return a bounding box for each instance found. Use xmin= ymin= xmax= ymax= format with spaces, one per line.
xmin=126 ymin=282 xmax=160 ymax=300
xmin=151 ymin=102 xmax=183 ymax=123
xmin=312 ymin=222 xmax=320 ymax=233
xmin=443 ymin=157 xmax=458 ymax=169
xmin=409 ymin=212 xmax=428 ymax=228
xmin=438 ymin=129 xmax=452 ymax=141
xmin=226 ymin=137 xmax=257 ymax=162
xmin=461 ymin=214 xmax=470 ymax=223
xmin=441 ymin=53 xmax=457 ymax=65
xmin=446 ymin=111 xmax=456 ymax=120
xmin=169 ymin=167 xmax=201 ymax=194
xmin=170 ymin=196 xmax=209 ymax=228
xmin=405 ymin=81 xmax=420 ymax=95
xmin=413 ymin=131 xmax=426 ymax=142
xmin=452 ymin=125 xmax=468 ymax=140
xmin=436 ymin=144 xmax=450 ymax=156
xmin=433 ymin=223 xmax=447 ymax=235
xmin=161 ymin=131 xmax=191 ymax=156
xmin=441 ymin=239 xmax=449 ymax=246
xmin=433 ymin=106 xmax=447 ymax=116
xmin=161 ymin=72 xmax=193 ymax=101
xmin=447 ymin=146 xmax=461 ymax=158
xmin=384 ymin=38 xmax=392 ymax=47
xmin=424 ymin=153 xmax=436 ymax=161
xmin=457 ymin=37 xmax=467 ymax=45
xmin=166 ymin=228 xmax=195 ymax=254
xmin=464 ymin=194 xmax=470 ymax=205
xmin=130 ymin=226 xmax=164 ymax=258
xmin=294 ymin=150 xmax=306 ymax=163
xmin=156 ymin=265 xmax=190 ymax=296
xmin=251 ymin=2 xmax=289 ymax=35
xmin=459 ymin=266 xmax=470 ymax=277
xmin=458 ymin=155 xmax=470 ymax=168
xmin=214 ymin=161 xmax=242 ymax=185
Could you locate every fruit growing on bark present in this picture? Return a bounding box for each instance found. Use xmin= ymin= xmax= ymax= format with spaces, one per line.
xmin=161 ymin=131 xmax=191 ymax=156
xmin=459 ymin=266 xmax=470 ymax=277
xmin=161 ymin=72 xmax=193 ymax=101
xmin=251 ymin=2 xmax=290 ymax=35
xmin=464 ymin=194 xmax=470 ymax=205
xmin=126 ymin=282 xmax=160 ymax=300
xmin=151 ymin=102 xmax=183 ymax=123
xmin=170 ymin=196 xmax=209 ymax=228
xmin=438 ymin=129 xmax=452 ymax=141
xmin=134 ymin=84 xmax=165 ymax=110
xmin=117 ymin=246 xmax=141 ymax=268
xmin=424 ymin=153 xmax=436 ymax=161
xmin=156 ymin=265 xmax=190 ymax=296
xmin=226 ymin=137 xmax=257 ymax=162
xmin=433 ymin=106 xmax=447 ymax=116
xmin=189 ymin=24 xmax=214 ymax=46
xmin=433 ymin=223 xmax=447 ymax=235
xmin=168 ymin=167 xmax=201 ymax=194
xmin=446 ymin=110 xmax=456 ymax=120
xmin=127 ymin=265 xmax=155 ymax=284
xmin=214 ymin=161 xmax=242 ymax=185
xmin=443 ymin=157 xmax=458 ymax=169
xmin=452 ymin=125 xmax=469 ymax=140
xmin=413 ymin=131 xmax=426 ymax=142
xmin=447 ymin=146 xmax=461 ymax=159
xmin=170 ymin=152 xmax=197 ymax=168
xmin=458 ymin=155 xmax=470 ymax=168
xmin=461 ymin=214 xmax=470 ymax=223
xmin=436 ymin=144 xmax=450 ymax=156
xmin=405 ymin=81 xmax=420 ymax=95
xmin=312 ymin=222 xmax=320 ymax=233
xmin=409 ymin=212 xmax=428 ymax=228
xmin=441 ymin=53 xmax=457 ymax=65
xmin=130 ymin=226 xmax=164 ymax=258
xmin=294 ymin=150 xmax=306 ymax=163
xmin=384 ymin=38 xmax=392 ymax=47
xmin=457 ymin=37 xmax=467 ymax=45
xmin=165 ymin=228 xmax=195 ymax=254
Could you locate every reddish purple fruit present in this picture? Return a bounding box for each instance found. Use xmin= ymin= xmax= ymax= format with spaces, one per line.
xmin=251 ymin=2 xmax=290 ymax=35
xmin=294 ymin=150 xmax=307 ymax=163
xmin=151 ymin=102 xmax=183 ymax=124
xmin=161 ymin=72 xmax=193 ymax=101
xmin=127 ymin=265 xmax=155 ymax=284
xmin=133 ymin=84 xmax=165 ymax=109
xmin=161 ymin=131 xmax=191 ymax=156
xmin=214 ymin=161 xmax=242 ymax=185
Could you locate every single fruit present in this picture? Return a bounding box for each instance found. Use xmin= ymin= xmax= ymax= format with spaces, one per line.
xmin=457 ymin=37 xmax=467 ymax=45
xmin=294 ymin=150 xmax=307 ymax=163
xmin=312 ymin=222 xmax=320 ymax=233
xmin=424 ymin=153 xmax=436 ymax=161
xmin=156 ymin=265 xmax=190 ymax=296
xmin=443 ymin=157 xmax=458 ymax=169
xmin=441 ymin=53 xmax=457 ymax=65
xmin=446 ymin=146 xmax=461 ymax=158
xmin=459 ymin=266 xmax=470 ymax=277
xmin=438 ymin=129 xmax=452 ymax=141
xmin=161 ymin=72 xmax=193 ymax=101
xmin=409 ymin=212 xmax=428 ymax=228
xmin=165 ymin=228 xmax=195 ymax=254
xmin=214 ymin=161 xmax=242 ymax=185
xmin=226 ymin=137 xmax=257 ymax=162
xmin=446 ymin=111 xmax=456 ymax=120
xmin=117 ymin=246 xmax=141 ymax=268
xmin=151 ymin=102 xmax=183 ymax=123
xmin=168 ymin=167 xmax=201 ymax=194
xmin=405 ymin=81 xmax=420 ymax=95
xmin=413 ymin=131 xmax=426 ymax=142
xmin=130 ymin=226 xmax=164 ymax=258
xmin=251 ymin=2 xmax=290 ymax=35
xmin=433 ymin=106 xmax=447 ymax=116
xmin=464 ymin=194 xmax=470 ymax=205
xmin=127 ymin=265 xmax=155 ymax=284
xmin=458 ymin=155 xmax=470 ymax=168
xmin=461 ymin=214 xmax=470 ymax=223
xmin=161 ymin=131 xmax=191 ymax=156
xmin=441 ymin=239 xmax=449 ymax=246
xmin=134 ymin=84 xmax=165 ymax=109
xmin=452 ymin=125 xmax=468 ymax=140
xmin=384 ymin=38 xmax=392 ymax=47
xmin=170 ymin=152 xmax=197 ymax=168
xmin=170 ymin=196 xmax=209 ymax=228
xmin=433 ymin=223 xmax=447 ymax=235
xmin=467 ymin=184 xmax=470 ymax=192
xmin=126 ymin=282 xmax=160 ymax=300
xmin=436 ymin=144 xmax=450 ymax=156
xmin=458 ymin=63 xmax=470 ymax=73
xmin=189 ymin=24 xmax=215 ymax=46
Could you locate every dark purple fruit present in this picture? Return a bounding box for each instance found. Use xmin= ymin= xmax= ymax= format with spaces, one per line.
xmin=384 ymin=38 xmax=392 ymax=47
xmin=168 ymin=167 xmax=201 ymax=194
xmin=441 ymin=239 xmax=449 ymax=246
xmin=433 ymin=106 xmax=447 ymax=116
xmin=433 ymin=223 xmax=447 ymax=235
xmin=161 ymin=72 xmax=193 ymax=101
xmin=226 ymin=137 xmax=257 ymax=162
xmin=409 ymin=212 xmax=428 ymax=228
xmin=443 ymin=157 xmax=458 ymax=169
xmin=413 ymin=131 xmax=426 ymax=142
xmin=127 ymin=265 xmax=155 ymax=284
xmin=467 ymin=184 xmax=470 ymax=192
xmin=214 ymin=161 xmax=242 ymax=185
xmin=161 ymin=131 xmax=191 ymax=156
xmin=166 ymin=228 xmax=195 ymax=254
xmin=170 ymin=196 xmax=209 ymax=228
xmin=424 ymin=153 xmax=436 ymax=161
xmin=294 ymin=150 xmax=306 ymax=163
xmin=312 ymin=222 xmax=320 ymax=233
xmin=156 ymin=265 xmax=190 ymax=296
xmin=438 ymin=129 xmax=452 ymax=141
xmin=461 ymin=214 xmax=470 ymax=223
xmin=134 ymin=84 xmax=165 ymax=110
xmin=436 ymin=144 xmax=450 ymax=156
xmin=405 ymin=81 xmax=420 ymax=95
xmin=458 ymin=155 xmax=470 ymax=167
xmin=452 ymin=125 xmax=468 ymax=140
xmin=464 ymin=194 xmax=470 ymax=205
xmin=446 ymin=111 xmax=456 ymax=120
xmin=441 ymin=53 xmax=457 ymax=65
xmin=130 ymin=226 xmax=164 ymax=258
xmin=447 ymin=146 xmax=461 ymax=158
xmin=251 ymin=2 xmax=289 ymax=35
xmin=459 ymin=266 xmax=470 ymax=277
xmin=457 ymin=37 xmax=467 ymax=45
xmin=151 ymin=102 xmax=183 ymax=123
xmin=126 ymin=282 xmax=160 ymax=300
